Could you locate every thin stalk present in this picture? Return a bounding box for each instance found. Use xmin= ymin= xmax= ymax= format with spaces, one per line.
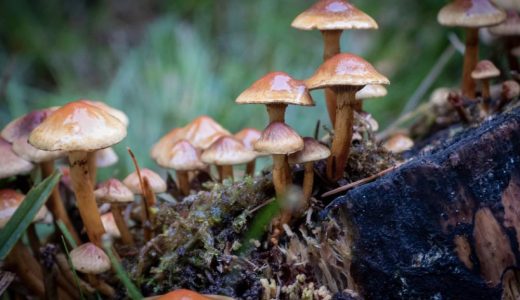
xmin=176 ymin=170 xmax=190 ymax=196
xmin=481 ymin=78 xmax=491 ymax=115
xmin=86 ymin=152 xmax=97 ymax=185
xmin=127 ymin=148 xmax=152 ymax=241
xmin=321 ymin=30 xmax=342 ymax=126
xmin=272 ymin=154 xmax=288 ymax=198
xmin=462 ymin=28 xmax=479 ymax=99
xmin=266 ymin=104 xmax=287 ymax=123
xmin=245 ymin=160 xmax=256 ymax=177
xmin=220 ymin=165 xmax=234 ymax=182
xmin=111 ymin=205 xmax=134 ymax=246
xmin=26 ymin=225 xmax=41 ymax=257
xmin=302 ymin=162 xmax=314 ymax=202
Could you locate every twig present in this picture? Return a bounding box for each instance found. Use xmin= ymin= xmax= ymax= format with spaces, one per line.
xmin=247 ymin=198 xmax=276 ymax=214
xmin=127 ymin=147 xmax=152 ymax=240
xmin=322 ymin=163 xmax=404 ymax=197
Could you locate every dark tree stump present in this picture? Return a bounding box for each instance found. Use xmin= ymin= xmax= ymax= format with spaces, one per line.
xmin=326 ymin=108 xmax=520 ymax=300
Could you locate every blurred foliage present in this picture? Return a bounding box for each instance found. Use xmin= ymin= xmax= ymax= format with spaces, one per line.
xmin=0 ymin=0 xmax=503 ymax=178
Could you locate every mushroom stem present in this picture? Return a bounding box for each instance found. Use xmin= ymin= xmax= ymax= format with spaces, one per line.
xmin=462 ymin=28 xmax=479 ymax=99
xmin=245 ymin=160 xmax=256 ymax=177
xmin=216 ymin=166 xmax=224 ymax=182
xmin=176 ymin=170 xmax=190 ymax=196
xmin=266 ymin=104 xmax=287 ymax=123
xmin=68 ymin=151 xmax=106 ymax=246
xmin=302 ymin=162 xmax=314 ymax=203
xmin=220 ymin=165 xmax=234 ymax=182
xmin=327 ymin=87 xmax=357 ymax=180
xmin=111 ymin=205 xmax=134 ymax=245
xmin=322 ymin=30 xmax=342 ymax=126
xmin=87 ymin=274 xmax=115 ymax=298
xmin=87 ymin=151 xmax=97 ymax=184
xmin=481 ymin=78 xmax=491 ymax=114
xmin=142 ymin=177 xmax=155 ymax=241
xmin=272 ymin=154 xmax=288 ymax=198
xmin=40 ymin=160 xmax=81 ymax=244
xmin=7 ymin=241 xmax=45 ymax=298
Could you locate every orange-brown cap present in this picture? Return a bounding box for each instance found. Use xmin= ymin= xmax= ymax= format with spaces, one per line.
xmin=438 ymin=0 xmax=506 ymax=28
xmin=80 ymin=100 xmax=129 ymax=127
xmin=12 ymin=134 xmax=65 ymax=163
xmin=383 ymin=133 xmax=414 ymax=153
xmin=123 ymin=169 xmax=166 ymax=194
xmin=95 ymin=178 xmax=134 ymax=204
xmin=489 ymin=10 xmax=520 ymax=35
xmin=471 ymin=60 xmax=500 ymax=80
xmin=254 ymin=122 xmax=304 ymax=155
xmin=291 ymin=0 xmax=378 ymax=31
xmin=306 ymin=53 xmax=389 ymax=90
xmin=0 ymin=138 xmax=34 ymax=179
xmin=201 ymin=136 xmax=256 ymax=166
xmin=289 ymin=137 xmax=331 ymax=164
xmin=156 ymin=289 xmax=211 ymax=300
xmin=182 ymin=116 xmax=231 ymax=150
xmin=1 ymin=107 xmax=58 ymax=143
xmin=101 ymin=212 xmax=121 ymax=238
xmin=70 ymin=242 xmax=111 ymax=274
xmin=234 ymin=128 xmax=262 ymax=151
xmin=236 ymin=72 xmax=314 ymax=106
xmin=156 ymin=139 xmax=206 ymax=171
xmin=151 ymin=128 xmax=184 ymax=160
xmin=96 ymin=147 xmax=118 ymax=168
xmin=0 ymin=189 xmax=48 ymax=228
xmin=355 ymin=84 xmax=388 ymax=100
xmin=28 ymin=101 xmax=127 ymax=152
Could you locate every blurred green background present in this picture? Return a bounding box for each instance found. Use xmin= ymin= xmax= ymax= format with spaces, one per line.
xmin=0 ymin=0 xmax=499 ymax=178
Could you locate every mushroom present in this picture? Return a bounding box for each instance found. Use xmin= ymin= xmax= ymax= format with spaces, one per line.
xmin=497 ymin=80 xmax=520 ymax=112
xmin=201 ymin=136 xmax=256 ymax=182
xmin=151 ymin=128 xmax=184 ymax=160
xmin=0 ymin=189 xmax=48 ymax=228
xmin=95 ymin=179 xmax=135 ymax=245
xmin=69 ymin=242 xmax=114 ymax=296
xmin=100 ymin=212 xmax=121 ymax=240
xmin=489 ymin=10 xmax=520 ymax=72
xmin=254 ymin=122 xmax=304 ymax=198
xmin=0 ymin=137 xmax=33 ymax=179
xmin=149 ymin=289 xmax=233 ymax=300
xmin=182 ymin=116 xmax=231 ymax=150
xmin=156 ymin=139 xmax=206 ymax=196
xmin=95 ymin=147 xmax=118 ymax=168
xmin=306 ymin=53 xmax=389 ymax=180
xmin=355 ymin=84 xmax=388 ymax=112
xmin=29 ymin=101 xmax=127 ymax=246
xmin=292 ymin=0 xmax=378 ymax=125
xmin=234 ymin=128 xmax=262 ymax=176
xmin=438 ymin=0 xmax=506 ymax=98
xmin=383 ymin=133 xmax=415 ymax=154
xmin=288 ymin=137 xmax=331 ymax=202
xmin=471 ymin=60 xmax=500 ymax=114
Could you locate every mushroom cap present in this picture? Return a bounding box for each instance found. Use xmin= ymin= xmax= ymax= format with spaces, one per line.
xmin=235 ymin=72 xmax=315 ymax=106
xmin=502 ymin=80 xmax=520 ymax=99
xmin=182 ymin=116 xmax=231 ymax=150
xmin=438 ymin=0 xmax=506 ymax=28
xmin=156 ymin=289 xmax=211 ymax=300
xmin=123 ymin=169 xmax=166 ymax=194
xmin=0 ymin=189 xmax=48 ymax=228
xmin=156 ymin=139 xmax=206 ymax=171
xmin=28 ymin=101 xmax=127 ymax=152
xmin=201 ymin=136 xmax=256 ymax=166
xmin=81 ymin=100 xmax=129 ymax=127
xmin=0 ymin=137 xmax=34 ymax=179
xmin=69 ymin=243 xmax=111 ymax=274
xmin=101 ymin=212 xmax=121 ymax=238
xmin=306 ymin=53 xmax=390 ymax=90
xmin=288 ymin=137 xmax=331 ymax=164
xmin=471 ymin=60 xmax=501 ymax=79
xmin=355 ymin=84 xmax=388 ymax=100
xmin=492 ymin=0 xmax=520 ymax=10
xmin=94 ymin=178 xmax=134 ymax=204
xmin=96 ymin=147 xmax=118 ymax=168
xmin=254 ymin=122 xmax=304 ymax=155
xmin=383 ymin=133 xmax=414 ymax=153
xmin=291 ymin=0 xmax=378 ymax=31
xmin=1 ymin=107 xmax=58 ymax=143
xmin=151 ymin=128 xmax=184 ymax=160
xmin=12 ymin=134 xmax=66 ymax=163
xmin=489 ymin=10 xmax=520 ymax=35
xmin=234 ymin=128 xmax=262 ymax=151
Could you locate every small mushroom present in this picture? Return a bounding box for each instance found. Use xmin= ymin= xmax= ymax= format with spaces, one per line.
xmin=151 ymin=128 xmax=184 ymax=160
xmin=95 ymin=147 xmax=118 ymax=168
xmin=29 ymin=101 xmax=127 ymax=246
xmin=95 ymin=179 xmax=135 ymax=245
xmin=0 ymin=189 xmax=48 ymax=228
xmin=156 ymin=139 xmax=206 ymax=196
xmin=182 ymin=116 xmax=230 ymax=150
xmin=497 ymin=80 xmax=520 ymax=112
xmin=383 ymin=133 xmax=414 ymax=154
xmin=100 ymin=212 xmax=121 ymax=239
xmin=288 ymin=137 xmax=330 ymax=203
xmin=69 ymin=242 xmax=111 ymax=274
xmin=471 ymin=60 xmax=500 ymax=114
xmin=438 ymin=0 xmax=506 ymax=98
xmin=0 ymin=137 xmax=33 ymax=179
xmin=234 ymin=128 xmax=263 ymax=176
xmin=306 ymin=53 xmax=389 ymax=180
xmin=201 ymin=136 xmax=256 ymax=182
xmin=355 ymin=84 xmax=388 ymax=112
xmin=292 ymin=0 xmax=378 ymax=125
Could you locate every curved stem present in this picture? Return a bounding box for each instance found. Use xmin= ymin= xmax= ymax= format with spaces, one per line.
xmin=220 ymin=165 xmax=234 ymax=182
xmin=245 ymin=160 xmax=256 ymax=177
xmin=142 ymin=177 xmax=155 ymax=241
xmin=462 ymin=28 xmax=479 ymax=99
xmin=176 ymin=170 xmax=190 ymax=195
xmin=327 ymin=88 xmax=356 ymax=180
xmin=40 ymin=160 xmax=81 ymax=244
xmin=302 ymin=162 xmax=315 ymax=203
xmin=266 ymin=104 xmax=287 ymax=123
xmin=111 ymin=205 xmax=134 ymax=246
xmin=322 ymin=30 xmax=342 ymax=126
xmin=69 ymin=151 xmax=105 ymax=246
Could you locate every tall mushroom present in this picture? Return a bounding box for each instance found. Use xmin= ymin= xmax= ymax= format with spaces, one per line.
xmin=292 ymin=0 xmax=378 ymax=125
xmin=471 ymin=60 xmax=500 ymax=114
xmin=29 ymin=101 xmax=127 ymax=246
xmin=438 ymin=0 xmax=506 ymax=98
xmin=156 ymin=139 xmax=206 ymax=196
xmin=234 ymin=128 xmax=262 ymax=176
xmin=306 ymin=53 xmax=389 ymax=180
xmin=201 ymin=136 xmax=256 ymax=182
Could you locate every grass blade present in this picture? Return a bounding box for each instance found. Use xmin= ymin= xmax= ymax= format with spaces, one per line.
xmin=61 ymin=236 xmax=85 ymax=300
xmin=0 ymin=170 xmax=61 ymax=260
xmin=56 ymin=219 xmax=78 ymax=248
